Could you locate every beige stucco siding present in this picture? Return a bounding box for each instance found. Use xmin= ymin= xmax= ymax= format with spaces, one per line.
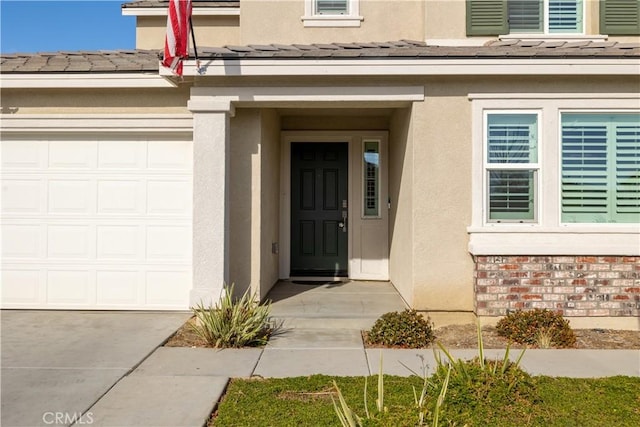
xmin=228 ymin=108 xmax=282 ymax=299
xmin=240 ymin=1 xmax=424 ymax=45
xmin=410 ymin=89 xmax=474 ymax=311
xmin=136 ymin=16 xmax=240 ymax=50
xmin=259 ymin=109 xmax=281 ymax=300
xmin=389 ymin=107 xmax=415 ymax=307
xmin=229 ymin=109 xmax=262 ymax=296
xmin=0 ymin=88 xmax=190 ymax=114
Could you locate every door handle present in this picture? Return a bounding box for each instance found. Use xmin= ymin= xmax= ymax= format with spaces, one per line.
xmin=340 ymin=210 xmax=348 ymax=233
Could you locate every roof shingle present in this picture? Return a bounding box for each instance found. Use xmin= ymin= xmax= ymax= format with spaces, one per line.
xmin=2 ymin=40 xmax=638 ymax=74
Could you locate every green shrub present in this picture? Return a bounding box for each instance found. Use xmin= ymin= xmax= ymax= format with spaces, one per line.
xmin=190 ymin=283 xmax=275 ymax=348
xmin=366 ymin=309 xmax=435 ymax=348
xmin=496 ymin=309 xmax=577 ymax=348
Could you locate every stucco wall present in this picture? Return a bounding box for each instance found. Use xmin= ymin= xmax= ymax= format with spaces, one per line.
xmin=136 ymin=16 xmax=240 ymax=50
xmin=389 ymin=107 xmax=415 ymax=307
xmin=229 ymin=109 xmax=261 ymax=296
xmin=0 ymin=88 xmax=190 ymax=113
xmin=259 ymin=109 xmax=282 ymax=300
xmin=239 ymin=1 xmax=424 ymax=45
xmin=410 ymin=88 xmax=474 ymax=311
xmin=228 ymin=108 xmax=282 ymax=299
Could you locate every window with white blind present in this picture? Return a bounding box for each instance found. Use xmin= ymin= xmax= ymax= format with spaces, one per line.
xmin=485 ymin=113 xmax=539 ymax=222
xmin=470 ymin=96 xmax=639 ymax=255
xmin=315 ymin=0 xmax=348 ymax=15
xmin=508 ymin=0 xmax=584 ymax=34
xmin=303 ymin=0 xmax=362 ymax=27
xmin=561 ymin=113 xmax=640 ymax=223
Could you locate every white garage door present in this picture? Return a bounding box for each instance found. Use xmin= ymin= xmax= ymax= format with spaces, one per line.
xmin=1 ymin=138 xmax=193 ymax=310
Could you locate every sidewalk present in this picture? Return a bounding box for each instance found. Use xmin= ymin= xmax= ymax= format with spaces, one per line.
xmin=85 ymin=326 xmax=640 ymax=427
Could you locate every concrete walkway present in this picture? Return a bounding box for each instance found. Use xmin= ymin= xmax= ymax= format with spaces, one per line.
xmin=2 ymin=283 xmax=639 ymax=427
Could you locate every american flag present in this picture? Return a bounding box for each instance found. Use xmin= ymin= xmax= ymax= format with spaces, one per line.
xmin=162 ymin=0 xmax=192 ymax=76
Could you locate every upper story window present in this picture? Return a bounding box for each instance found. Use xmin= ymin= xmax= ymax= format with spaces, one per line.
xmin=508 ymin=0 xmax=583 ymax=34
xmin=316 ymin=0 xmax=349 ymax=15
xmin=467 ymin=0 xmax=640 ymax=37
xmin=303 ymin=0 xmax=363 ymax=27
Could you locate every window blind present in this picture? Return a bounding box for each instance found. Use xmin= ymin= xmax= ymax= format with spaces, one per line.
xmin=549 ymin=0 xmax=583 ymax=33
xmin=487 ymin=114 xmax=538 ymax=221
xmin=562 ymin=113 xmax=640 ymax=223
xmin=316 ymin=0 xmax=348 ymax=15
xmin=508 ymin=0 xmax=543 ymax=32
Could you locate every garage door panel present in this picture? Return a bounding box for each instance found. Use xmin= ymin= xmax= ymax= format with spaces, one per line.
xmin=47 ymin=225 xmax=93 ymax=259
xmin=47 ymin=270 xmax=92 ymax=305
xmin=2 ymin=225 xmax=41 ymax=258
xmin=48 ymin=141 xmax=97 ymax=169
xmin=148 ymin=141 xmax=192 ymax=170
xmin=98 ymin=141 xmax=146 ymax=169
xmin=48 ymin=180 xmax=95 ymax=214
xmin=147 ymin=180 xmax=191 ymax=215
xmin=96 ymin=271 xmax=140 ymax=306
xmin=1 ymin=270 xmax=41 ymax=304
xmin=97 ymin=225 xmax=142 ymax=260
xmin=1 ymin=138 xmax=192 ymax=310
xmin=2 ymin=179 xmax=44 ymax=213
xmin=97 ymin=180 xmax=144 ymax=214
xmin=146 ymin=226 xmax=191 ymax=260
xmin=1 ymin=141 xmax=47 ymax=169
xmin=146 ymin=271 xmax=190 ymax=307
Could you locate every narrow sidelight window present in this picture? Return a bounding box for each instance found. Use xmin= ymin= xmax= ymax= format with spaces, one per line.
xmin=363 ymin=140 xmax=380 ymax=217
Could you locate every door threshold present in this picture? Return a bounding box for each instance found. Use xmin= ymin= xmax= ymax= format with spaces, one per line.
xmin=288 ymin=276 xmax=349 ymax=282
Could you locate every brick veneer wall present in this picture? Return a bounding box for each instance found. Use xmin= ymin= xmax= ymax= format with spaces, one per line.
xmin=474 ymin=256 xmax=640 ymax=317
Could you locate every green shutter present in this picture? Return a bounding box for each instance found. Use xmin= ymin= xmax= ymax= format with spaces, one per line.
xmin=600 ymin=0 xmax=640 ymax=35
xmin=467 ymin=0 xmax=509 ymax=35
xmin=562 ymin=113 xmax=640 ymax=223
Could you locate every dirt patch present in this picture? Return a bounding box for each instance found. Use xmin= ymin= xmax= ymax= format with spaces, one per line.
xmin=164 ymin=316 xmax=208 ymax=347
xmin=429 ymin=324 xmax=640 ymax=349
xmin=167 ymin=316 xmax=640 ymax=349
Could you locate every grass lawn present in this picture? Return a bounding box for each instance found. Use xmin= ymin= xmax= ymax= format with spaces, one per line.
xmin=212 ymin=375 xmax=640 ymax=426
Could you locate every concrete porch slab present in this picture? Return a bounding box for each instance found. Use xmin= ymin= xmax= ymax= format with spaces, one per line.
xmin=267 ymin=328 xmax=363 ymax=349
xmin=87 ymin=375 xmax=228 ymax=427
xmin=132 ymin=347 xmax=262 ymax=377
xmin=254 ymin=349 xmax=369 ymax=377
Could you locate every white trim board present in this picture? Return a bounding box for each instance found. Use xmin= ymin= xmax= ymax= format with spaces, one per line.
xmin=0 ymin=74 xmax=176 ymax=89
xmin=0 ymin=114 xmax=193 ymax=134
xmin=176 ymin=58 xmax=640 ymax=77
xmin=122 ymin=7 xmax=240 ymax=16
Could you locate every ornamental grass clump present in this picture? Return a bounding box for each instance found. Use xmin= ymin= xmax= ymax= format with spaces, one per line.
xmin=366 ymin=309 xmax=435 ymax=348
xmin=496 ymin=308 xmax=577 ymax=348
xmin=190 ymin=283 xmax=275 ymax=348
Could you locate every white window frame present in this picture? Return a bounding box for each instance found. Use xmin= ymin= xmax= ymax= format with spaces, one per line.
xmin=302 ymin=0 xmax=363 ymax=27
xmin=469 ymin=94 xmax=640 ymax=256
xmin=483 ymin=110 xmax=542 ymax=224
xmin=505 ymin=0 xmax=586 ymax=37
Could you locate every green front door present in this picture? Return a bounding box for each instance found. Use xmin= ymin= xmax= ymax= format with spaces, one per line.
xmin=291 ymin=142 xmax=348 ymax=277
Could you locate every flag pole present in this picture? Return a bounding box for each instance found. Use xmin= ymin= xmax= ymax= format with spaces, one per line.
xmin=189 ymin=16 xmax=201 ymax=72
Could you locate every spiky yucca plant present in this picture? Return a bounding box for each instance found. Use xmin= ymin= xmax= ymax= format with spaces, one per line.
xmin=190 ymin=283 xmax=274 ymax=348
